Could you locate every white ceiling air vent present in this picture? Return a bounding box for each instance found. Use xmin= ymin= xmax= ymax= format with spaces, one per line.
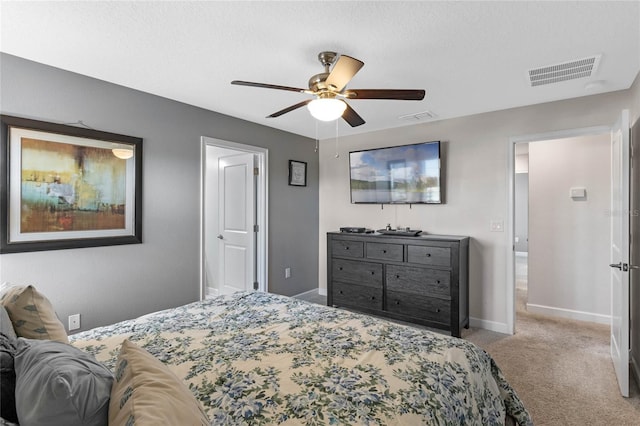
xmin=398 ymin=110 xmax=437 ymax=121
xmin=528 ymin=54 xmax=601 ymax=87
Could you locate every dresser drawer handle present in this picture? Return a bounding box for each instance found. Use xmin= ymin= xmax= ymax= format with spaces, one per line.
xmin=436 ymin=280 xmax=441 ymax=284
xmin=339 ymin=267 xmax=343 ymax=271
xmin=339 ymin=290 xmax=344 ymax=294
xmin=395 ymin=300 xmax=400 ymax=305
xmin=426 ymin=253 xmax=432 ymax=257
xmin=345 ymin=246 xmax=350 ymax=250
xmin=435 ymin=308 xmax=440 ymax=313
xmin=370 ymin=271 xmax=375 ymax=275
xmin=396 ymin=275 xmax=400 ymax=279
xmin=383 ymin=250 xmax=387 ymax=253
xmin=371 ymin=296 xmax=376 ymax=300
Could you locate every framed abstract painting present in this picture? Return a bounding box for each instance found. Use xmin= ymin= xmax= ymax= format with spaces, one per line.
xmin=0 ymin=115 xmax=142 ymax=253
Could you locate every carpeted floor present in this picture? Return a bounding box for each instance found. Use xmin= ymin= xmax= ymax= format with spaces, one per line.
xmin=463 ymin=289 xmax=640 ymax=425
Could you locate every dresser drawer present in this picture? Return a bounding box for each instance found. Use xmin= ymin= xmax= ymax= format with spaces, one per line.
xmin=366 ymin=242 xmax=403 ymax=261
xmin=333 ymin=283 xmax=383 ymax=311
xmin=386 ymin=264 xmax=450 ymax=296
xmin=407 ymin=245 xmax=451 ymax=267
xmin=332 ymin=258 xmax=383 ymax=287
xmin=331 ymin=239 xmax=364 ymax=258
xmin=386 ymin=291 xmax=450 ymax=323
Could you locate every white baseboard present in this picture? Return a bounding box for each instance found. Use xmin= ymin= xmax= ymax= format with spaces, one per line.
xmin=291 ymin=288 xmax=318 ymax=299
xmin=205 ymin=287 xmax=218 ymax=300
xmin=526 ymin=303 xmax=610 ymax=325
xmin=469 ymin=317 xmax=510 ymax=334
xmin=318 ymin=288 xmax=327 ymax=296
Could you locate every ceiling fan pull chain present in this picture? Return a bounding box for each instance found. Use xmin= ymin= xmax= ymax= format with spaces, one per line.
xmin=334 ymin=120 xmax=340 ymax=158
xmin=314 ymin=120 xmax=319 ymax=153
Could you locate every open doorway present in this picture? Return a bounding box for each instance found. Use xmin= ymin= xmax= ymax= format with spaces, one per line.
xmin=507 ymin=126 xmax=611 ymax=334
xmin=200 ymin=137 xmax=268 ymax=299
xmin=513 ymin=144 xmax=529 ymax=313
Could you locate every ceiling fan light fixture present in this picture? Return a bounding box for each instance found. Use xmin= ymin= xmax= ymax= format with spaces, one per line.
xmin=307 ymin=98 xmax=347 ymax=121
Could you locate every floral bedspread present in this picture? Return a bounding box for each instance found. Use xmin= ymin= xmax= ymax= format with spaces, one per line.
xmin=70 ymin=291 xmax=532 ymax=426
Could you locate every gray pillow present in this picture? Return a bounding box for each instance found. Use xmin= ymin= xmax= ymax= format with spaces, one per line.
xmin=14 ymin=338 xmax=113 ymax=426
xmin=0 ymin=305 xmax=16 ymax=341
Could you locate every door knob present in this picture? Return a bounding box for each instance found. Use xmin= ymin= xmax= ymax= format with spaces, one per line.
xmin=217 ymin=235 xmax=224 ymax=240
xmin=609 ymin=262 xmax=639 ymax=271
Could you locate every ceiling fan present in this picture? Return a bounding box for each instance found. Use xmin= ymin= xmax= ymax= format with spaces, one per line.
xmin=231 ymin=51 xmax=426 ymax=127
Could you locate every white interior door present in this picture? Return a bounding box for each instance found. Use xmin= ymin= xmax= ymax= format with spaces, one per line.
xmin=218 ymin=153 xmax=255 ymax=295
xmin=610 ymin=109 xmax=630 ymax=397
xmin=631 ymin=118 xmax=640 ymax=387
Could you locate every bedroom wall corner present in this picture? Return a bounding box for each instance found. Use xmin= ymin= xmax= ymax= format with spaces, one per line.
xmin=318 ymin=89 xmax=630 ymax=332
xmin=0 ymin=53 xmax=319 ymax=332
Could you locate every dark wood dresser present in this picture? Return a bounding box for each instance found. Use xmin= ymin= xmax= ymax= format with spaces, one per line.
xmin=327 ymin=232 xmax=470 ymax=337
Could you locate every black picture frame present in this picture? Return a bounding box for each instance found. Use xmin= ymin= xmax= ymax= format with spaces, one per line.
xmin=288 ymin=160 xmax=307 ymax=187
xmin=0 ymin=115 xmax=143 ymax=253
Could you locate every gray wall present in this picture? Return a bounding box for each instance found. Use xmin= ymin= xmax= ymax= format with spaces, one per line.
xmin=0 ymin=53 xmax=319 ymax=332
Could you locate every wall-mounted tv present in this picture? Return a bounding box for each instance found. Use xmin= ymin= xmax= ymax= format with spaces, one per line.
xmin=349 ymin=141 xmax=442 ymax=204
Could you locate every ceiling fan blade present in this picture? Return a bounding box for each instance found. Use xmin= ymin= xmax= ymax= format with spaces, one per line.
xmin=325 ymin=55 xmax=364 ymax=92
xmin=231 ymin=80 xmax=306 ymax=93
xmin=344 ymin=89 xmax=426 ymax=100
xmin=267 ymin=100 xmax=312 ymax=118
xmin=342 ymin=103 xmax=366 ymax=127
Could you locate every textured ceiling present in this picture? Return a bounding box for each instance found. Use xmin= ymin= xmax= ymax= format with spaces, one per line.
xmin=1 ymin=1 xmax=639 ymax=140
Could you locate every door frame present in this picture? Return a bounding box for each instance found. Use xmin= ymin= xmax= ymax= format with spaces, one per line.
xmin=506 ymin=125 xmax=610 ymax=334
xmin=200 ymin=136 xmax=268 ymax=299
xmin=610 ymin=109 xmax=631 ymax=397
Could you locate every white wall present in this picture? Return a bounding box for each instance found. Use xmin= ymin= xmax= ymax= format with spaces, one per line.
xmin=514 ymin=172 xmax=529 ymax=253
xmin=514 ymin=153 xmax=529 ymax=173
xmin=527 ymin=134 xmax=611 ymax=323
xmin=319 ymin=88 xmax=632 ymax=333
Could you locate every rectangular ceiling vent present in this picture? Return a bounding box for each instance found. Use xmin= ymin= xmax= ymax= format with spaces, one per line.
xmin=528 ymin=54 xmax=601 ymax=87
xmin=398 ymin=110 xmax=437 ymax=121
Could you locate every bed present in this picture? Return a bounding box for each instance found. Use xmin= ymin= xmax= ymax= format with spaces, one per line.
xmin=68 ymin=291 xmax=532 ymax=425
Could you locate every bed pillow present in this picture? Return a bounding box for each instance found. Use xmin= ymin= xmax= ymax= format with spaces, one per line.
xmin=109 ymin=339 xmax=209 ymax=426
xmin=0 ymin=305 xmax=17 ymax=341
xmin=0 ymin=285 xmax=68 ymax=343
xmin=14 ymin=338 xmax=113 ymax=426
xmin=0 ymin=334 xmax=18 ymax=423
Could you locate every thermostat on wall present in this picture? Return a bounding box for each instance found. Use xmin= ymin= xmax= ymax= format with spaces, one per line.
xmin=570 ymin=187 xmax=586 ymax=198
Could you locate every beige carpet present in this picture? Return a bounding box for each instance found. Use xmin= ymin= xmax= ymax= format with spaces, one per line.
xmin=463 ymin=289 xmax=640 ymax=425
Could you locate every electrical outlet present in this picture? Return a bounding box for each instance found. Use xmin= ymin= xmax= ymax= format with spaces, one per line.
xmin=68 ymin=314 xmax=80 ymax=331
xmin=490 ymin=220 xmax=504 ymax=232
xmin=285 ymin=267 xmax=291 ymax=279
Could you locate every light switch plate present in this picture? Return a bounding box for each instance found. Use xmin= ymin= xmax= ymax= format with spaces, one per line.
xmin=570 ymin=187 xmax=586 ymax=198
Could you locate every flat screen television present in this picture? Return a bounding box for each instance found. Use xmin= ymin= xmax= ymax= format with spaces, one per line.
xmin=349 ymin=141 xmax=442 ymax=204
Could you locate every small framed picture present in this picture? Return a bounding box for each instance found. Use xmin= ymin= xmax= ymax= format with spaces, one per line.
xmin=288 ymin=160 xmax=307 ymax=187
